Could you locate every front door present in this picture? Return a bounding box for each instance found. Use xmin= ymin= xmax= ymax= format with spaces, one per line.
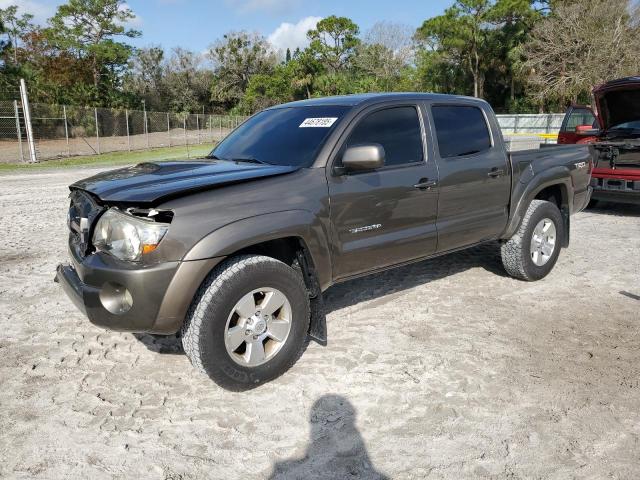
xmin=327 ymin=104 xmax=439 ymax=280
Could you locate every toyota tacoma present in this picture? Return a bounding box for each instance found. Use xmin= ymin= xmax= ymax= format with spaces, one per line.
xmin=56 ymin=93 xmax=593 ymax=390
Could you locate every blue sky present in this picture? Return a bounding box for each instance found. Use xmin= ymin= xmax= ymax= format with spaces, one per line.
xmin=6 ymin=0 xmax=451 ymax=53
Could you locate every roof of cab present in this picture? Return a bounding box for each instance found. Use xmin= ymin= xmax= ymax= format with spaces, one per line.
xmin=269 ymin=92 xmax=484 ymax=109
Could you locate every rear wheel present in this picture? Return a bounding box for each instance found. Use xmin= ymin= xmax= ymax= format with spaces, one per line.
xmin=501 ymin=200 xmax=563 ymax=281
xmin=181 ymin=255 xmax=310 ymax=390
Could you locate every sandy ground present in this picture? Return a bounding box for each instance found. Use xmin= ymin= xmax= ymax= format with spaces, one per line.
xmin=0 ymin=167 xmax=639 ymax=480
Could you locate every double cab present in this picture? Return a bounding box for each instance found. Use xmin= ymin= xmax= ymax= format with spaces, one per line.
xmin=56 ymin=93 xmax=593 ymax=389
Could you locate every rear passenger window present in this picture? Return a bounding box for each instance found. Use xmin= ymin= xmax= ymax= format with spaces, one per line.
xmin=562 ymin=108 xmax=597 ymax=132
xmin=432 ymin=105 xmax=492 ymax=158
xmin=346 ymin=106 xmax=423 ymax=167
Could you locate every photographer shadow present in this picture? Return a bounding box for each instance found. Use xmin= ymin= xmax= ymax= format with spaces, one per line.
xmin=269 ymin=394 xmax=388 ymax=480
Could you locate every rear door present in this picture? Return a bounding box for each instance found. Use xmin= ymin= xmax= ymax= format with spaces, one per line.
xmin=558 ymin=106 xmax=597 ymax=144
xmin=429 ymin=103 xmax=511 ymax=252
xmin=327 ymin=103 xmax=439 ymax=279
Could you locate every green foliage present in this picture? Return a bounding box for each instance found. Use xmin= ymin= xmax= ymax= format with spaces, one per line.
xmin=0 ymin=5 xmax=34 ymax=64
xmin=0 ymin=19 xmax=8 ymax=59
xmin=208 ymin=31 xmax=276 ymax=110
xmin=7 ymin=0 xmax=618 ymax=114
xmin=307 ymin=16 xmax=360 ymax=73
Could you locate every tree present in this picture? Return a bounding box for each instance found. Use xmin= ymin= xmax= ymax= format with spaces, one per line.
xmin=356 ymin=22 xmax=415 ymax=91
xmin=486 ymin=0 xmax=541 ymax=110
xmin=416 ymin=0 xmax=494 ymax=98
xmin=0 ymin=5 xmax=34 ymax=64
xmin=364 ymin=21 xmax=414 ymax=64
xmin=523 ymin=0 xmax=640 ymax=106
xmin=353 ymin=43 xmax=403 ymax=91
xmin=285 ymin=47 xmax=291 ymax=63
xmin=0 ymin=19 xmax=8 ymax=65
xmin=307 ymin=16 xmax=360 ymax=73
xmin=124 ymin=47 xmax=166 ymax=110
xmin=164 ymin=48 xmax=212 ymax=113
xmin=207 ymin=31 xmax=276 ymax=110
xmin=47 ymin=0 xmax=140 ymax=102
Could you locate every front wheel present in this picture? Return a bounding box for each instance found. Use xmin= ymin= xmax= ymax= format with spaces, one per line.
xmin=501 ymin=200 xmax=563 ymax=281
xmin=181 ymin=255 xmax=310 ymax=390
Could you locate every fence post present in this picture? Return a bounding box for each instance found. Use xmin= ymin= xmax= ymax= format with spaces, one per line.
xmin=209 ymin=114 xmax=212 ymax=142
xmin=546 ymin=114 xmax=553 ymax=144
xmin=125 ymin=109 xmax=131 ymax=151
xmin=94 ymin=107 xmax=100 ymax=154
xmin=19 ymin=78 xmax=37 ymax=163
xmin=63 ymin=105 xmax=70 ymax=157
xmin=183 ymin=115 xmax=190 ymax=158
xmin=219 ymin=115 xmax=222 ymax=138
xmin=143 ymin=103 xmax=149 ymax=149
xmin=13 ymin=100 xmax=24 ymax=163
xmin=513 ymin=114 xmax=519 ymax=134
xmin=167 ymin=113 xmax=171 ymax=147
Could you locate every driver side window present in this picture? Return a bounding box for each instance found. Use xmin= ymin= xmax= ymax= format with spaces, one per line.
xmin=345 ymin=106 xmax=424 ymax=167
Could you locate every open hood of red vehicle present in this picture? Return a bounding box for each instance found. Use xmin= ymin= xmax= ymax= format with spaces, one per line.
xmin=593 ymin=76 xmax=640 ymax=131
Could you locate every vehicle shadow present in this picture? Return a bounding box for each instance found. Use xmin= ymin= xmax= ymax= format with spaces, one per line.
xmin=268 ymin=394 xmax=388 ymax=480
xmin=133 ymin=332 xmax=184 ymax=354
xmin=323 ymin=241 xmax=506 ymax=314
xmin=133 ymin=242 xmax=507 ymax=354
xmin=585 ymin=201 xmax=640 ymax=217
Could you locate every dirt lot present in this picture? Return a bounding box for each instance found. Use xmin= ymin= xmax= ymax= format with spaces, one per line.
xmin=0 ymin=167 xmax=639 ymax=479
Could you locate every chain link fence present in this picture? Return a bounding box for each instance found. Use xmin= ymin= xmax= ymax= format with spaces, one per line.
xmin=0 ymin=99 xmax=565 ymax=164
xmin=0 ymin=100 xmax=249 ymax=163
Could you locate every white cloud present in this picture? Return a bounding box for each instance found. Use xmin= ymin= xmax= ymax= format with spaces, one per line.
xmin=226 ymin=0 xmax=300 ymax=14
xmin=0 ymin=0 xmax=54 ymax=24
xmin=268 ymin=16 xmax=322 ymax=53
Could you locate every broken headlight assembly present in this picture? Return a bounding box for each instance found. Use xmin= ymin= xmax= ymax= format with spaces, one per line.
xmin=92 ymin=208 xmax=170 ymax=262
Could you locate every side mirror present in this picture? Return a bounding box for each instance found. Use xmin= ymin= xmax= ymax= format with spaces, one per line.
xmin=341 ymin=144 xmax=385 ymax=172
xmin=575 ymin=125 xmax=599 ymax=136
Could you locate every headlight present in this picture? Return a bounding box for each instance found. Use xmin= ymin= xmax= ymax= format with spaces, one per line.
xmin=92 ymin=208 xmax=169 ymax=262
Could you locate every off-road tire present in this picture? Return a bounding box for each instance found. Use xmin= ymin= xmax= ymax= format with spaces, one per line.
xmin=181 ymin=254 xmax=310 ymax=390
xmin=501 ymin=200 xmax=563 ymax=281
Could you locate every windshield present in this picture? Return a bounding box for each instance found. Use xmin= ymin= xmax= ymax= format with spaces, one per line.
xmin=609 ymin=120 xmax=640 ymax=131
xmin=210 ymin=106 xmax=350 ymax=167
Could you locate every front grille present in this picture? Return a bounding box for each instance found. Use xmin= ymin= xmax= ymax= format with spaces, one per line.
xmin=68 ymin=190 xmax=104 ymax=257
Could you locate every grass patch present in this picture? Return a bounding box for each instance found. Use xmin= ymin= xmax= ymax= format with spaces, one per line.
xmin=0 ymin=144 xmax=213 ymax=173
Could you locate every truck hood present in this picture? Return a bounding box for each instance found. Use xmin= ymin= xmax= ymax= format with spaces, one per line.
xmin=71 ymin=160 xmax=299 ymax=205
xmin=593 ymin=76 xmax=640 ymax=131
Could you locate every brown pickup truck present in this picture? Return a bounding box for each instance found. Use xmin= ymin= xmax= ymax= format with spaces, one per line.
xmin=56 ymin=93 xmax=593 ymax=389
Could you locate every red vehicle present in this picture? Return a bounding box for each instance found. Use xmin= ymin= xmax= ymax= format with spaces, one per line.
xmin=558 ymin=77 xmax=640 ymax=205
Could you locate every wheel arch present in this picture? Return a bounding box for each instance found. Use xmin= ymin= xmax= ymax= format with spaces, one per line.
xmin=183 ymin=210 xmax=332 ymax=291
xmin=504 ymin=170 xmax=573 ymax=247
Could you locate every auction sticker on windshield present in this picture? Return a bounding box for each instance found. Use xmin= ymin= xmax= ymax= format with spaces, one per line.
xmin=299 ymin=117 xmax=338 ymax=128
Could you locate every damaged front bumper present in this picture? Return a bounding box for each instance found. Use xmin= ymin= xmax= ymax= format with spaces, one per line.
xmin=55 ymin=242 xmax=225 ymax=334
xmin=55 ymin=247 xmax=179 ymax=333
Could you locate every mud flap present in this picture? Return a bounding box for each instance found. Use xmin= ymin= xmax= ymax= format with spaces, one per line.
xmin=562 ymin=207 xmax=570 ymax=248
xmin=308 ymin=295 xmax=328 ymax=346
xmin=295 ymin=250 xmax=327 ymax=346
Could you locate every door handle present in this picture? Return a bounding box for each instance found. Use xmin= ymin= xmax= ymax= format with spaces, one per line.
xmin=413 ymin=178 xmax=437 ymax=190
xmin=487 ymin=168 xmax=505 ymax=178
